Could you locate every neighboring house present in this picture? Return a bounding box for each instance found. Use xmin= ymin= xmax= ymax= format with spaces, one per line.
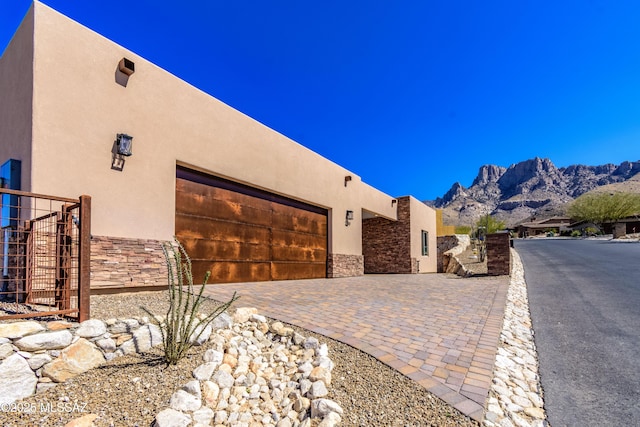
xmin=516 ymin=216 xmax=572 ymax=237
xmin=570 ymin=216 xmax=640 ymax=237
xmin=0 ymin=2 xmax=437 ymax=292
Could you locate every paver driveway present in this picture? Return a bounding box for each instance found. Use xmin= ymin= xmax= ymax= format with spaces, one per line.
xmin=202 ymin=273 xmax=509 ymax=421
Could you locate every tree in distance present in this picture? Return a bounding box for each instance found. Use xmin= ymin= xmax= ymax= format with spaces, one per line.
xmin=475 ymin=214 xmax=506 ymax=237
xmin=567 ymin=192 xmax=640 ymax=231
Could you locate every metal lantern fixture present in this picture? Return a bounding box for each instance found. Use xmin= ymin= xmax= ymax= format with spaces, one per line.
xmin=345 ymin=210 xmax=354 ymax=226
xmin=116 ymin=133 xmax=133 ymax=157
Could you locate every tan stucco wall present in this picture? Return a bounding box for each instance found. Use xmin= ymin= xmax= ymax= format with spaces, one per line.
xmin=25 ymin=2 xmax=397 ymax=257
xmin=0 ymin=5 xmax=33 ymax=191
xmin=409 ymin=196 xmax=437 ymax=272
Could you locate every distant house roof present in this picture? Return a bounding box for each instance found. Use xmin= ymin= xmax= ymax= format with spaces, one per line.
xmin=518 ymin=216 xmax=572 ymax=229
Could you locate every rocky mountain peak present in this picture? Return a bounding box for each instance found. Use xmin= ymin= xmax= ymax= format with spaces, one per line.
xmin=471 ymin=164 xmax=506 ymax=187
xmin=431 ymin=157 xmax=640 ymax=227
xmin=434 ymin=182 xmax=467 ymax=206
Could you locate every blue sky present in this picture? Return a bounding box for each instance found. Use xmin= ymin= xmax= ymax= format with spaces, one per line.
xmin=1 ymin=1 xmax=639 ymax=200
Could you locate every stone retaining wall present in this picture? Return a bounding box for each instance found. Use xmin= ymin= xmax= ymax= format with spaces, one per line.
xmin=0 ymin=314 xmax=191 ymax=405
xmin=438 ymin=234 xmax=471 ymax=275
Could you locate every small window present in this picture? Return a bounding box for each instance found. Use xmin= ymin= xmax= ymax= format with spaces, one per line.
xmin=421 ymin=230 xmax=429 ymax=256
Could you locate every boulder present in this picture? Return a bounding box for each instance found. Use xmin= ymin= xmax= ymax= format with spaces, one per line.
xmin=0 ymin=321 xmax=45 ymax=339
xmin=193 ymin=362 xmax=218 ymax=381
xmin=0 ymin=342 xmax=14 ymax=359
xmin=64 ymin=413 xmax=98 ymax=427
xmin=233 ymin=307 xmax=258 ymax=323
xmin=192 ymin=406 xmax=214 ymax=425
xmin=154 ymin=408 xmax=191 ymax=427
xmin=308 ymin=380 xmax=328 ymax=398
xmin=14 ymin=330 xmax=73 ymax=351
xmin=309 ymin=366 xmax=331 ymax=385
xmin=27 ymin=353 xmax=52 ymax=370
xmin=212 ymin=370 xmax=235 ymax=389
xmin=47 ymin=320 xmax=75 ymax=331
xmin=310 ymin=399 xmax=344 ymax=418
xmin=75 ymin=319 xmax=107 ymax=338
xmin=41 ymin=338 xmax=105 ymax=382
xmin=169 ymin=380 xmax=202 ymax=412
xmin=210 ymin=312 xmax=233 ymax=330
xmin=318 ymin=411 xmax=342 ymax=427
xmin=203 ymin=349 xmax=224 ymax=364
xmin=0 ymin=353 xmax=38 ymax=405
xmin=202 ymin=380 xmax=220 ymax=406
xmin=118 ymin=324 xmax=162 ymax=354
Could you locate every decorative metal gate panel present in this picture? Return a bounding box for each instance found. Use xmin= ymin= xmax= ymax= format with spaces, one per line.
xmin=0 ymin=189 xmax=91 ymax=321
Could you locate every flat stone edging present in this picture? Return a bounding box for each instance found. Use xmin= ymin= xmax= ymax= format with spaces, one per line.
xmin=484 ymin=249 xmax=548 ymax=427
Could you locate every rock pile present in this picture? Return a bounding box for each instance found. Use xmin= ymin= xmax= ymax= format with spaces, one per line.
xmin=484 ymin=249 xmax=547 ymax=427
xmin=0 ymin=316 xmax=174 ymax=405
xmin=0 ymin=306 xmax=342 ymax=426
xmin=154 ymin=307 xmax=342 ymax=427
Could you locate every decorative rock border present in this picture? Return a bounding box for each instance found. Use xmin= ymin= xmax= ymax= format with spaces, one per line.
xmin=0 ymin=307 xmax=343 ymax=426
xmin=154 ymin=308 xmax=343 ymax=427
xmin=484 ymin=249 xmax=548 ymax=427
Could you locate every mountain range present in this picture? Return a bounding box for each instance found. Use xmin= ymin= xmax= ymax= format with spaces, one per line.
xmin=429 ymin=157 xmax=640 ymax=227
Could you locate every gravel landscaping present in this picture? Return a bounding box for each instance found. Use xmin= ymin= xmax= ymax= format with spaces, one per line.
xmin=0 ymin=292 xmax=480 ymax=426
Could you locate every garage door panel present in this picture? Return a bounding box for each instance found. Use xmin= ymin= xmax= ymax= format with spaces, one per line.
xmin=271 ymin=245 xmax=326 ymax=262
xmin=180 ymin=238 xmax=270 ymax=262
xmin=176 ymin=192 xmax=272 ymax=227
xmin=176 ymin=171 xmax=327 ymax=283
xmin=177 ymin=179 xmax=273 ymax=212
xmin=271 ymin=208 xmax=327 ymax=235
xmin=176 ymin=214 xmax=270 ymax=243
xmin=271 ymin=262 xmax=326 ymax=280
xmin=271 ymin=229 xmax=326 ymax=250
xmin=191 ymin=260 xmax=271 ymax=284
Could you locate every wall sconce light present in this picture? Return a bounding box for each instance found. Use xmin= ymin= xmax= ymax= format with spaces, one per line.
xmin=116 ymin=133 xmax=133 ymax=157
xmin=112 ymin=133 xmax=133 ymax=171
xmin=345 ymin=210 xmax=354 ymax=226
xmin=391 ymin=199 xmax=397 ymax=206
xmin=344 ymin=175 xmax=352 ymax=187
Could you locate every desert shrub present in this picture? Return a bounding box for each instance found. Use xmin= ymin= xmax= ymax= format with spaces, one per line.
xmin=143 ymin=239 xmax=239 ymax=365
xmin=455 ymin=225 xmax=472 ymax=235
xmin=568 ymin=192 xmax=640 ymax=226
xmin=584 ymin=227 xmax=600 ymax=236
xmin=570 ymin=230 xmax=582 ymax=237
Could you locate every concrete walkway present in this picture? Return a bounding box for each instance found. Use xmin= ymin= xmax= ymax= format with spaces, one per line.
xmin=202 ymin=273 xmax=509 ymax=422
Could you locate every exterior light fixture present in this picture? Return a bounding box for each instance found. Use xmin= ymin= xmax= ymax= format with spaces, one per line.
xmin=345 ymin=210 xmax=354 ymax=226
xmin=391 ymin=199 xmax=397 ymax=206
xmin=116 ymin=133 xmax=133 ymax=157
xmin=344 ymin=175 xmax=352 ymax=187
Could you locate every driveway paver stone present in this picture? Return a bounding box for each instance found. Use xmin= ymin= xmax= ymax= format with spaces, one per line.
xmin=202 ymin=273 xmax=509 ymax=422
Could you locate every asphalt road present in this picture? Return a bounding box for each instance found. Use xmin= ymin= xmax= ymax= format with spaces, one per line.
xmin=514 ymin=239 xmax=640 ymax=427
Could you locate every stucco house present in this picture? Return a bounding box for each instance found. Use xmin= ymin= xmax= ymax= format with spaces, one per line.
xmin=0 ymin=2 xmax=437 ymax=293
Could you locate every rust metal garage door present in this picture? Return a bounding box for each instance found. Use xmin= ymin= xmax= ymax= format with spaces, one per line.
xmin=175 ymin=167 xmax=327 ymax=283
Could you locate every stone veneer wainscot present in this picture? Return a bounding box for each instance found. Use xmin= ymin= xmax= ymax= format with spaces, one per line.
xmin=327 ymin=253 xmax=364 ymax=278
xmin=91 ymin=236 xmax=169 ymax=290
